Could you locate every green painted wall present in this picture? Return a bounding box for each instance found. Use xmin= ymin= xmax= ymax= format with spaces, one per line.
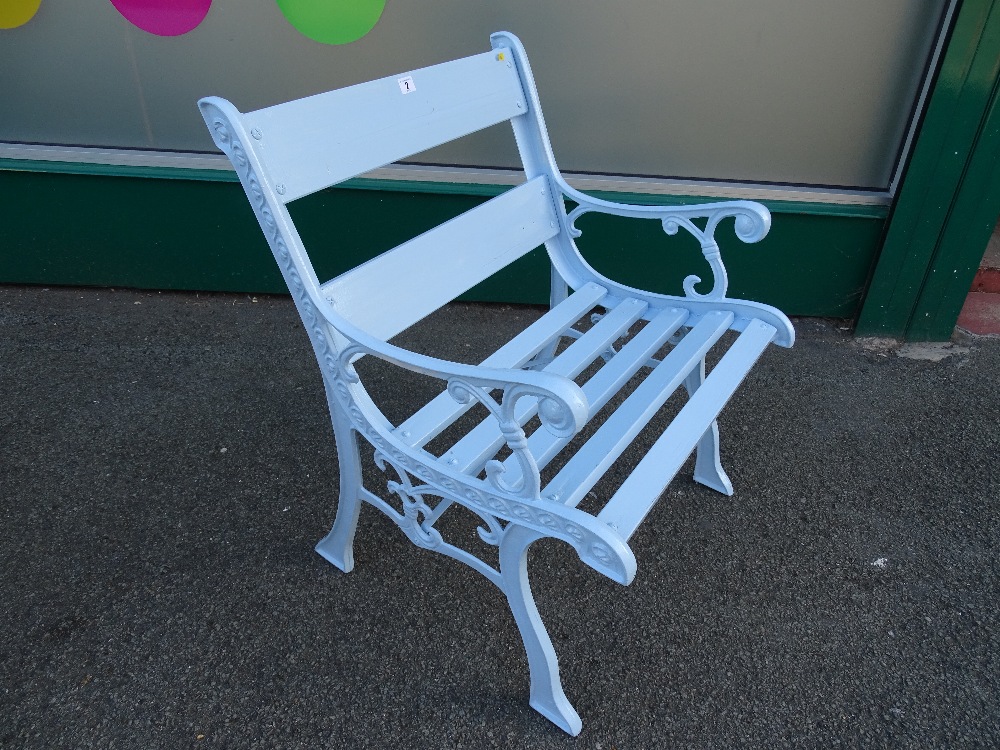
xmin=0 ymin=166 xmax=885 ymax=318
xmin=0 ymin=166 xmax=886 ymax=319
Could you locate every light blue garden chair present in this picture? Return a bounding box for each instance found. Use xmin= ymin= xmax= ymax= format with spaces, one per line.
xmin=199 ymin=31 xmax=794 ymax=735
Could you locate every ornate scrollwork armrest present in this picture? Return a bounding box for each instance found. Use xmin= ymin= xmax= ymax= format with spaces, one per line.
xmin=309 ymin=295 xmax=586 ymax=429
xmin=330 ymin=340 xmax=588 ymax=444
xmin=445 ymin=375 xmax=584 ymax=499
xmin=312 ymin=305 xmax=588 ymax=501
xmin=323 ymin=344 xmax=634 ymax=586
xmin=560 ymin=181 xmax=770 ymax=301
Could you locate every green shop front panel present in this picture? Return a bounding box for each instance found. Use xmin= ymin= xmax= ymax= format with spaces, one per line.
xmin=0 ymin=169 xmax=884 ymax=319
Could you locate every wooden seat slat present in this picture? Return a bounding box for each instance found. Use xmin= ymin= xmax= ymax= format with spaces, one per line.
xmin=498 ymin=305 xmax=690 ymax=485
xmin=441 ymin=296 xmax=649 ymax=474
xmin=394 ymin=282 xmax=608 ymax=448
xmin=541 ymin=311 xmax=734 ymax=508
xmin=597 ymin=319 xmax=777 ymax=538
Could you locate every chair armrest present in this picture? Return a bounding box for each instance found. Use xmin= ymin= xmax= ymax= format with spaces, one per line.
xmin=559 ymin=180 xmax=770 ymax=301
xmin=563 ymin=184 xmax=771 ymax=244
xmin=337 ymin=338 xmax=588 ymax=439
xmin=312 ymin=295 xmax=637 ymax=585
xmin=315 ymin=295 xmax=588 ymax=498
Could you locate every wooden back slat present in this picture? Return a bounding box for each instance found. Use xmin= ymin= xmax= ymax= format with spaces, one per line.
xmin=321 ymin=176 xmax=559 ymax=340
xmin=242 ymin=48 xmax=526 ymax=202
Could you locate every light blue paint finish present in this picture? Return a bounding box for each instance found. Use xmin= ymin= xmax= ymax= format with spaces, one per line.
xmin=242 ymin=48 xmax=525 ymax=202
xmin=322 ymin=176 xmax=558 ymax=341
xmin=199 ymin=31 xmax=794 ymax=736
xmin=597 ymin=318 xmax=779 ymax=539
xmin=502 ymin=306 xmax=690 ymax=487
xmin=542 ymin=310 xmax=735 ymax=510
xmin=439 ymin=298 xmax=649 ymax=476
xmin=395 ymin=282 xmax=609 ymax=448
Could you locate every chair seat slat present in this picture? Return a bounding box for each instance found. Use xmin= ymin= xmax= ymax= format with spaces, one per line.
xmin=498 ymin=305 xmax=689 ymax=485
xmin=441 ymin=297 xmax=649 ymax=473
xmin=395 ymin=282 xmax=608 ymax=448
xmin=541 ymin=310 xmax=735 ymax=508
xmin=596 ymin=319 xmax=777 ymax=538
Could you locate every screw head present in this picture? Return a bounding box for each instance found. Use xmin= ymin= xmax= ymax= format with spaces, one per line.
xmin=251 ymin=128 xmax=263 ymax=140
xmin=275 ymin=184 xmax=286 ymax=195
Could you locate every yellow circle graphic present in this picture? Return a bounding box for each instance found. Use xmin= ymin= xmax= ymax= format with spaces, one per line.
xmin=0 ymin=0 xmax=42 ymax=29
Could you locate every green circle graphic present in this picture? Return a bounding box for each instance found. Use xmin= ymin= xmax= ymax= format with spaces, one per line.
xmin=276 ymin=0 xmax=386 ymax=45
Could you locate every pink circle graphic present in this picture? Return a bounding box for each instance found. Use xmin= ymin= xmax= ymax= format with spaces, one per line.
xmin=109 ymin=0 xmax=212 ymax=37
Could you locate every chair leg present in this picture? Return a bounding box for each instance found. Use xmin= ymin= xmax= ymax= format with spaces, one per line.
xmin=538 ymin=269 xmax=571 ymax=364
xmin=498 ymin=524 xmax=583 ymax=736
xmin=315 ymin=413 xmax=365 ymax=573
xmin=684 ymin=361 xmax=734 ymax=496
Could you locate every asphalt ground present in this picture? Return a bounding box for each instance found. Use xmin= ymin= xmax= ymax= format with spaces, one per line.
xmin=1 ymin=284 xmax=998 ymax=749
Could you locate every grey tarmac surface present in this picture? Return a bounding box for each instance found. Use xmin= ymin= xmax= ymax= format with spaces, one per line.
xmin=1 ymin=284 xmax=998 ymax=749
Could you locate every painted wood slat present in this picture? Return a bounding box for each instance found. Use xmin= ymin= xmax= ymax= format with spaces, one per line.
xmin=440 ymin=297 xmax=650 ymax=474
xmin=540 ymin=311 xmax=736 ymax=509
xmin=500 ymin=306 xmax=690 ymax=485
xmin=394 ymin=282 xmax=608 ymax=447
xmin=322 ymin=177 xmax=559 ymax=341
xmin=596 ymin=319 xmax=777 ymax=538
xmin=243 ymin=49 xmax=525 ymax=202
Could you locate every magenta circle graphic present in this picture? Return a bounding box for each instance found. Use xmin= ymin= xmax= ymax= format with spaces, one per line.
xmin=109 ymin=0 xmax=212 ymax=37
